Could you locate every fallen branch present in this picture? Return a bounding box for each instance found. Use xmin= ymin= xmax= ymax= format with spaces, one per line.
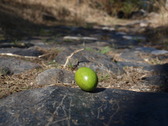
xmin=0 ymin=53 xmax=39 ymax=59
xmin=63 ymin=48 xmax=84 ymax=68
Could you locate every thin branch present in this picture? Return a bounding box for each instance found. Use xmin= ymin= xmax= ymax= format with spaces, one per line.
xmin=0 ymin=52 xmax=53 ymax=60
xmin=0 ymin=53 xmax=38 ymax=59
xmin=63 ymin=48 xmax=84 ymax=68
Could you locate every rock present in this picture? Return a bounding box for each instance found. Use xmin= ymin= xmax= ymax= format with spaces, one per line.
xmin=151 ymin=50 xmax=168 ymax=55
xmin=112 ymin=34 xmax=141 ymax=48
xmin=142 ymin=75 xmax=168 ymax=86
xmin=13 ymin=47 xmax=44 ymax=56
xmin=0 ymin=48 xmax=20 ymax=53
xmin=117 ymin=61 xmax=150 ymax=68
xmin=144 ymin=63 xmax=168 ymax=74
xmin=147 ymin=12 xmax=160 ymax=20
xmin=23 ymin=39 xmax=50 ymax=48
xmin=101 ymin=26 xmax=115 ymax=31
xmin=130 ymin=9 xmax=147 ymax=19
xmin=0 ymin=57 xmax=40 ymax=74
xmin=0 ymin=86 xmax=168 ymax=126
xmin=116 ymin=32 xmax=127 ymax=35
xmin=42 ymin=13 xmax=57 ymax=21
xmin=0 ymin=47 xmax=44 ymax=57
xmin=0 ymin=67 xmax=12 ymax=76
xmin=122 ymin=35 xmax=146 ymax=41
xmin=135 ymin=47 xmax=156 ymax=53
xmin=0 ymin=42 xmax=34 ymax=48
xmin=153 ymin=63 xmax=168 ymax=75
xmin=139 ymin=21 xmax=150 ymax=27
xmin=36 ymin=68 xmax=74 ymax=85
xmin=63 ymin=36 xmax=98 ymax=41
xmin=125 ymin=20 xmax=150 ymax=28
xmin=55 ymin=48 xmax=125 ymax=75
xmin=60 ymin=34 xmax=112 ymax=47
xmin=120 ymin=49 xmax=144 ymax=61
xmin=115 ymin=40 xmax=139 ymax=48
xmin=117 ymin=11 xmax=125 ymax=18
xmin=156 ymin=55 xmax=168 ymax=61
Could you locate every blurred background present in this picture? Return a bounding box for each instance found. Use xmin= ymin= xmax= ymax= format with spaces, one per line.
xmin=0 ymin=0 xmax=168 ymax=48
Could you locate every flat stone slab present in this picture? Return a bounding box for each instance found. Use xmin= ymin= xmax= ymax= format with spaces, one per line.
xmin=0 ymin=86 xmax=168 ymax=126
xmin=55 ymin=48 xmax=124 ymax=75
xmin=36 ymin=68 xmax=74 ymax=85
xmin=120 ymin=49 xmax=144 ymax=61
xmin=0 ymin=47 xmax=44 ymax=56
xmin=63 ymin=36 xmax=98 ymax=41
xmin=117 ymin=61 xmax=150 ymax=68
xmin=0 ymin=57 xmax=40 ymax=74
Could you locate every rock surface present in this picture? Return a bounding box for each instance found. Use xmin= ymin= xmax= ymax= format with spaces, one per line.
xmin=0 ymin=67 xmax=12 ymax=76
xmin=0 ymin=86 xmax=168 ymax=126
xmin=0 ymin=57 xmax=40 ymax=74
xmin=55 ymin=48 xmax=125 ymax=75
xmin=0 ymin=46 xmax=44 ymax=57
xmin=36 ymin=68 xmax=74 ymax=85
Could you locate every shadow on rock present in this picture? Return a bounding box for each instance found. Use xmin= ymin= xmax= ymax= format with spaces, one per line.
xmin=142 ymin=63 xmax=168 ymax=92
xmin=1 ymin=86 xmax=168 ymax=126
xmin=91 ymin=88 xmax=106 ymax=93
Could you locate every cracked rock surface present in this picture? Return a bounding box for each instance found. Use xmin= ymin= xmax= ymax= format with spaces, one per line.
xmin=0 ymin=86 xmax=168 ymax=126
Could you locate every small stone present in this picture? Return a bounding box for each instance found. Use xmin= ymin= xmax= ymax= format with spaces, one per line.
xmin=36 ymin=68 xmax=74 ymax=85
xmin=101 ymin=26 xmax=115 ymax=31
xmin=63 ymin=36 xmax=98 ymax=41
xmin=135 ymin=47 xmax=156 ymax=53
xmin=0 ymin=47 xmax=44 ymax=57
xmin=0 ymin=67 xmax=12 ymax=76
xmin=120 ymin=50 xmax=143 ymax=61
xmin=122 ymin=35 xmax=146 ymax=41
xmin=13 ymin=47 xmax=44 ymax=56
xmin=151 ymin=50 xmax=168 ymax=55
xmin=117 ymin=61 xmax=150 ymax=68
xmin=142 ymin=75 xmax=168 ymax=86
xmin=0 ymin=57 xmax=40 ymax=74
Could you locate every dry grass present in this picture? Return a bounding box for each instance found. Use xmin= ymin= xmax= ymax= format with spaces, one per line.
xmin=149 ymin=0 xmax=168 ymax=27
xmin=99 ymin=51 xmax=162 ymax=92
xmin=142 ymin=53 xmax=168 ymax=65
xmin=144 ymin=0 xmax=168 ymax=50
xmin=0 ymin=0 xmax=130 ymax=26
xmin=98 ymin=66 xmax=158 ymax=92
xmin=0 ymin=68 xmax=40 ymax=98
xmin=0 ymin=48 xmax=162 ymax=99
xmin=0 ymin=63 xmax=156 ymax=99
xmin=0 ymin=0 xmax=131 ymax=40
xmin=96 ymin=66 xmax=158 ymax=92
xmin=0 ymin=47 xmax=61 ymax=98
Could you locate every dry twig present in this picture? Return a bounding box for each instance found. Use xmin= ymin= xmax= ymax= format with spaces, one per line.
xmin=0 ymin=53 xmax=39 ymax=59
xmin=63 ymin=48 xmax=84 ymax=68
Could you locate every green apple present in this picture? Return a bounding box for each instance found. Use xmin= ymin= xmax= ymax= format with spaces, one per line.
xmin=75 ymin=67 xmax=98 ymax=91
